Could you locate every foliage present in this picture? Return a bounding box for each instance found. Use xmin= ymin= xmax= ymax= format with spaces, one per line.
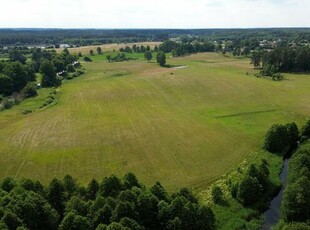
xmin=302 ymin=120 xmax=310 ymax=138
xmin=281 ymin=222 xmax=310 ymax=230
xmin=144 ymin=51 xmax=153 ymax=62
xmin=237 ymin=175 xmax=262 ymax=206
xmin=156 ymin=51 xmax=166 ymax=67
xmin=9 ymin=50 xmax=27 ymax=64
xmin=40 ymin=60 xmax=58 ymax=87
xmin=83 ymin=56 xmax=93 ymax=62
xmin=160 ymin=40 xmax=215 ymax=57
xmin=0 ymin=74 xmax=13 ymax=96
xmin=0 ymin=173 xmax=215 ymax=230
xmin=280 ymin=145 xmax=310 ymax=224
xmin=0 ymin=61 xmax=36 ymax=94
xmin=211 ymin=186 xmax=223 ymax=204
xmin=251 ymin=46 xmax=310 ymax=73
xmin=67 ymin=64 xmax=76 ymax=73
xmin=21 ymin=82 xmax=37 ymax=98
xmin=263 ymin=123 xmax=298 ymax=154
xmin=97 ymin=47 xmax=103 ymax=55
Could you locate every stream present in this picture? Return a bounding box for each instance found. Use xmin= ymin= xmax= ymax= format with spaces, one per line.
xmin=261 ymin=159 xmax=289 ymax=230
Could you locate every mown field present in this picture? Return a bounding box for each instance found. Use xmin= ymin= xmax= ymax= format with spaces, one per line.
xmin=0 ymin=51 xmax=309 ymax=191
xmin=56 ymin=42 xmax=162 ymax=54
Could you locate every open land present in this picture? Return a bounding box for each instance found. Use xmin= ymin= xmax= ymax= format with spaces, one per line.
xmin=0 ymin=50 xmax=309 ymax=191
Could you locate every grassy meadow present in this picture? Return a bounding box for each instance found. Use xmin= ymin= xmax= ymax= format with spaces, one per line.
xmin=0 ymin=51 xmax=309 ymax=191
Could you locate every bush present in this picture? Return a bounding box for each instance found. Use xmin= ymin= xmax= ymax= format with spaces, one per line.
xmin=83 ymin=57 xmax=92 ymax=62
xmin=237 ymin=176 xmax=262 ymax=206
xmin=22 ymin=110 xmax=32 ymax=115
xmin=272 ymin=73 xmax=284 ymax=81
xmin=46 ymin=98 xmax=54 ymax=104
xmin=0 ymin=73 xmax=13 ymax=96
xmin=263 ymin=124 xmax=290 ymax=154
xmin=281 ymin=176 xmax=310 ymax=222
xmin=302 ymin=120 xmax=310 ymax=137
xmin=282 ymin=222 xmax=310 ymax=230
xmin=211 ymin=186 xmax=223 ymax=204
xmin=77 ymin=70 xmax=85 ymax=75
xmin=67 ymin=64 xmax=75 ymax=73
xmin=21 ymin=82 xmax=37 ymax=98
xmin=2 ymin=98 xmax=15 ymax=109
xmin=67 ymin=75 xmax=74 ymax=80
xmin=261 ymin=64 xmax=278 ymax=77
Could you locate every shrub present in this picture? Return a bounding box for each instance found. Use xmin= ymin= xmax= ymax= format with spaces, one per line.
xmin=77 ymin=70 xmax=85 ymax=75
xmin=21 ymin=82 xmax=37 ymax=98
xmin=22 ymin=109 xmax=32 ymax=115
xmin=281 ymin=176 xmax=310 ymax=222
xmin=67 ymin=64 xmax=75 ymax=73
xmin=211 ymin=186 xmax=223 ymax=204
xmin=83 ymin=57 xmax=92 ymax=62
xmin=46 ymin=98 xmax=54 ymax=104
xmin=237 ymin=176 xmax=262 ymax=206
xmin=261 ymin=64 xmax=278 ymax=77
xmin=272 ymin=73 xmax=284 ymax=81
xmin=2 ymin=98 xmax=15 ymax=109
xmin=302 ymin=120 xmax=310 ymax=137
xmin=67 ymin=75 xmax=74 ymax=80
xmin=263 ymin=124 xmax=290 ymax=154
xmin=282 ymin=222 xmax=310 ymax=230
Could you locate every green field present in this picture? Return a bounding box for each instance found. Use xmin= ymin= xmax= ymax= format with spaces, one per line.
xmin=0 ymin=52 xmax=309 ymax=191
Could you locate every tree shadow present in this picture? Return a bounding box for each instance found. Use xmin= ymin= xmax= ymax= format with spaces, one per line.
xmin=216 ymin=199 xmax=230 ymax=207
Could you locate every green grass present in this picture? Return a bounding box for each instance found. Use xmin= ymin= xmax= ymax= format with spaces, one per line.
xmin=0 ymin=53 xmax=309 ymax=192
xmin=199 ymin=150 xmax=283 ymax=230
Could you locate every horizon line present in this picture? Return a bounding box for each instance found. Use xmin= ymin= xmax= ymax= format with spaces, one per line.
xmin=0 ymin=27 xmax=310 ymax=30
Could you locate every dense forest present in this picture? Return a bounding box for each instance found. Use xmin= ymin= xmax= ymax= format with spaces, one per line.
xmin=0 ymin=28 xmax=309 ymax=46
xmin=0 ymin=173 xmax=215 ymax=230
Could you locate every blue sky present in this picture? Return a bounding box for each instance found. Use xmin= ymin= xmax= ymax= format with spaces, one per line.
xmin=1 ymin=0 xmax=309 ymax=28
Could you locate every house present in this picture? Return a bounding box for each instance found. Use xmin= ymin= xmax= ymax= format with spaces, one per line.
xmin=60 ymin=44 xmax=70 ymax=48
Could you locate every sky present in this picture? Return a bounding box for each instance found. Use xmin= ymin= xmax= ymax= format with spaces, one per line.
xmin=0 ymin=0 xmax=309 ymax=28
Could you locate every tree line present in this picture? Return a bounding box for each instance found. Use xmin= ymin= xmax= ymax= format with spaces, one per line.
xmin=275 ymin=120 xmax=310 ymax=229
xmin=0 ymin=173 xmax=215 ymax=230
xmin=158 ymin=40 xmax=215 ymax=57
xmin=0 ymin=28 xmax=309 ymax=47
xmin=251 ymin=46 xmax=310 ymax=78
xmin=263 ymin=120 xmax=310 ymax=229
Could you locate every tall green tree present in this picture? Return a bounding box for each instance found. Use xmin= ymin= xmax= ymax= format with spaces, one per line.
xmin=281 ymin=176 xmax=310 ymax=222
xmin=251 ymin=51 xmax=262 ymax=69
xmin=156 ymin=51 xmax=166 ymax=67
xmin=40 ymin=60 xmax=57 ymax=87
xmin=144 ymin=51 xmax=153 ymax=62
xmin=9 ymin=50 xmax=27 ymax=64
xmin=0 ymin=74 xmax=13 ymax=96
xmin=97 ymin=47 xmax=103 ymax=54
xmin=48 ymin=178 xmax=66 ymax=217
xmin=263 ymin=124 xmax=290 ymax=154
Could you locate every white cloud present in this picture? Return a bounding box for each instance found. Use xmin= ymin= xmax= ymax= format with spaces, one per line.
xmin=0 ymin=0 xmax=309 ymax=28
